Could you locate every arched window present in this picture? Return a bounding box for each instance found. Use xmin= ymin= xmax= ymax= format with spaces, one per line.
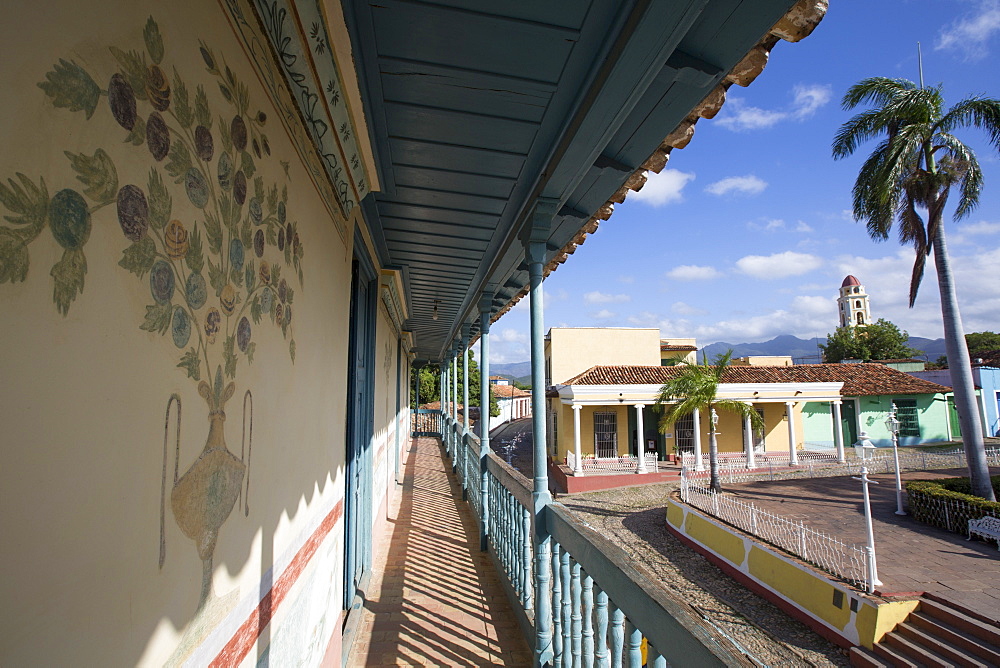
xmin=855 ymin=300 xmax=861 ymax=308
xmin=856 ymin=312 xmax=864 ymax=325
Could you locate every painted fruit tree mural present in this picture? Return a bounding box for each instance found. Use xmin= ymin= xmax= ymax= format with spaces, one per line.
xmin=0 ymin=17 xmax=304 ymax=609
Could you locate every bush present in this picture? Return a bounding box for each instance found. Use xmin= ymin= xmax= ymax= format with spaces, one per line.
xmin=906 ymin=476 xmax=1000 ymax=538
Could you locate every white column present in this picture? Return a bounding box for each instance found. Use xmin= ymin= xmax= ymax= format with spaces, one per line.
xmin=786 ymin=401 xmax=798 ymax=465
xmin=572 ymin=404 xmax=583 ymax=475
xmin=635 ymin=404 xmax=647 ymax=473
xmin=832 ymin=400 xmax=845 ymax=462
xmin=743 ymin=402 xmax=756 ymax=470
xmin=692 ymin=407 xmax=704 ymax=471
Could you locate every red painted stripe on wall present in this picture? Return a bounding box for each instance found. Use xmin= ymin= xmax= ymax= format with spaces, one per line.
xmin=210 ymin=499 xmax=344 ymax=666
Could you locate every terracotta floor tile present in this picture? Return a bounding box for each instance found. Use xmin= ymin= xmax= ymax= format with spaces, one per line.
xmin=345 ymin=437 xmax=530 ymax=666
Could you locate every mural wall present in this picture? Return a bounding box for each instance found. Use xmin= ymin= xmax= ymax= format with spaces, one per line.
xmin=0 ymin=1 xmax=400 ymax=664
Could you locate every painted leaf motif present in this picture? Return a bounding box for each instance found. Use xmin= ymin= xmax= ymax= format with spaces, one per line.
xmin=250 ymin=294 xmax=262 ymax=324
xmin=125 ymin=115 xmax=146 ymax=146
xmin=147 ymin=168 xmax=171 ymax=229
xmin=164 ymin=140 xmax=192 ymax=183
xmin=109 ymin=47 xmax=149 ymax=101
xmin=50 ymin=248 xmax=87 ymax=315
xmin=37 ymin=59 xmax=101 ymax=119
xmin=177 ymin=348 xmax=201 ymax=380
xmin=64 ymin=149 xmax=119 ymax=205
xmin=143 ymin=16 xmax=164 ymax=65
xmin=140 ymin=301 xmax=172 ymax=334
xmin=194 ymin=85 xmax=211 ymax=129
xmin=245 ymin=260 xmax=255 ymax=293
xmin=173 ymin=68 xmax=193 ymax=129
xmin=241 ymin=150 xmax=256 ymax=180
xmin=0 ymin=173 xmax=48 ymax=229
xmin=186 ymin=225 xmax=204 ymax=274
xmin=0 ymin=228 xmax=29 ymax=284
xmin=207 ymin=256 xmax=225 ymax=296
xmin=246 ymin=342 xmax=256 ymax=364
xmin=118 ymin=236 xmax=157 ymax=277
xmin=289 ymin=339 xmax=295 ymax=363
xmin=203 ymin=210 xmax=223 ymax=254
xmin=223 ymin=335 xmax=237 ymax=379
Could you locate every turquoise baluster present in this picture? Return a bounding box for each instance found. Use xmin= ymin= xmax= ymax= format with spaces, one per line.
xmin=571 ymin=560 xmax=582 ymax=667
xmin=594 ymin=586 xmax=609 ymax=668
xmin=552 ymin=543 xmax=563 ymax=661
xmin=609 ymin=603 xmax=624 ymax=668
xmin=561 ymin=549 xmax=572 ymax=668
xmin=582 ymin=572 xmax=595 ymax=668
xmin=522 ymin=506 xmax=533 ymax=611
xmin=625 ymin=619 xmax=641 ymax=668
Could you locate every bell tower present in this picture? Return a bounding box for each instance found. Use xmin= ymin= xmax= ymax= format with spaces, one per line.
xmin=838 ymin=275 xmax=871 ymax=328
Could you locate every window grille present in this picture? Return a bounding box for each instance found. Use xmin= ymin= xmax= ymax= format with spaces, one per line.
xmin=675 ymin=413 xmax=695 ymax=454
xmin=593 ymin=411 xmax=618 ymax=458
xmin=894 ymin=399 xmax=920 ymax=437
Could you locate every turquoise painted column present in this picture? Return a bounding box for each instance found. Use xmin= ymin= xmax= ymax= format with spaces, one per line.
xmin=460 ymin=326 xmax=471 ymax=488
xmin=441 ymin=361 xmax=448 ymax=445
xmin=525 ymin=199 xmax=556 ymax=666
xmin=413 ymin=362 xmax=420 ymax=437
xmin=452 ymin=342 xmax=460 ymax=466
xmin=479 ymin=293 xmax=492 ymax=551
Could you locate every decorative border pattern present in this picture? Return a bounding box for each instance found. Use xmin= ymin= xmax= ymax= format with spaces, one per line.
xmin=220 ymin=0 xmax=353 ymax=241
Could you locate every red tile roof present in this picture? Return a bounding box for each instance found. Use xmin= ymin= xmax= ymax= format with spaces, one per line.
xmin=493 ymin=384 xmax=530 ymax=398
xmin=660 ymin=344 xmax=698 ymax=351
xmin=561 ymin=363 xmax=951 ymax=396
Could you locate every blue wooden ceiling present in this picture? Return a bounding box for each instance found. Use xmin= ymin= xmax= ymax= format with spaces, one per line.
xmin=342 ymin=0 xmax=801 ymax=362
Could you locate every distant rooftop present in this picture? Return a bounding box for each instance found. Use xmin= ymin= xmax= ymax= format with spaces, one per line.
xmin=842 ymin=274 xmax=861 ymax=287
xmin=561 ymin=363 xmax=950 ymax=396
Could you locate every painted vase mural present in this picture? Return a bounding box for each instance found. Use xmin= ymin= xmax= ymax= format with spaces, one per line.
xmin=0 ymin=17 xmax=303 ymax=609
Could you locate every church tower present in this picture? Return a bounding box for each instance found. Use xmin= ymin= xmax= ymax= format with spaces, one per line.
xmin=838 ymin=275 xmax=871 ymax=328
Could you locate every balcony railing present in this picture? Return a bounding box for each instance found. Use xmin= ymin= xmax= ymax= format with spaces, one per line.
xmin=439 ymin=412 xmax=751 ymax=666
xmin=566 ymin=451 xmax=660 ymax=475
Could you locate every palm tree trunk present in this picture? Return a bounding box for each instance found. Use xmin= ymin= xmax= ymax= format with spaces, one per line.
xmin=709 ymin=427 xmax=721 ymax=492
xmin=931 ymin=221 xmax=995 ymax=501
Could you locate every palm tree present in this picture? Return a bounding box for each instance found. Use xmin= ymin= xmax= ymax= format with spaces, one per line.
xmin=654 ymin=351 xmax=763 ymax=492
xmin=833 ymin=77 xmax=1000 ymax=501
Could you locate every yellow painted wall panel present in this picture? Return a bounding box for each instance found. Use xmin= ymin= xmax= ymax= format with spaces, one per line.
xmin=684 ymin=513 xmax=747 ymax=566
xmin=747 ymin=547 xmax=850 ymax=630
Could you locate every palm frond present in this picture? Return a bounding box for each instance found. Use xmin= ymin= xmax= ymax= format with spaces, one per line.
xmin=841 ymin=77 xmax=915 ymax=111
xmin=908 ymin=249 xmax=927 ymax=308
xmin=938 ymin=96 xmax=1000 ymax=152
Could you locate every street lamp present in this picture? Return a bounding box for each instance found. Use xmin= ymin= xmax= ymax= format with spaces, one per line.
xmin=884 ymin=403 xmax=905 ymax=516
xmin=853 ymin=431 xmax=876 ymax=461
xmin=852 ymin=466 xmax=882 ymax=594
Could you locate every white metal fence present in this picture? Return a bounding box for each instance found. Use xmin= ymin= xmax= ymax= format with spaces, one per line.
xmin=566 ymin=451 xmax=660 ymax=475
xmin=681 ymin=447 xmax=1000 ymax=486
xmin=680 ymin=480 xmax=871 ymax=588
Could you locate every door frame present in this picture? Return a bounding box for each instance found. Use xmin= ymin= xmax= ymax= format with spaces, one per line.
xmin=344 ymin=235 xmax=377 ymax=613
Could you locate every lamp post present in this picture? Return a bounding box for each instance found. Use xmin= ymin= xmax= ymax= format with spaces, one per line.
xmin=884 ymin=403 xmax=905 ymax=516
xmin=852 ymin=466 xmax=882 ymax=594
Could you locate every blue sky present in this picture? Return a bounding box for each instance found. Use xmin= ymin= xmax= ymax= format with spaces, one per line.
xmin=485 ymin=0 xmax=1000 ymax=364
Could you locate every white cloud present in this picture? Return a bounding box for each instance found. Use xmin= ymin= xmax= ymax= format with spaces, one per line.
xmin=748 ymin=218 xmax=785 ymax=232
xmin=666 ymin=264 xmax=723 ymax=281
xmin=716 ymin=84 xmax=831 ymax=131
xmin=672 ymin=301 xmax=707 ymax=316
xmin=791 ymin=84 xmax=832 ymax=118
xmin=617 ymin=275 xmax=635 ymax=284
xmin=630 ymin=169 xmax=695 ymax=206
xmin=583 ymin=291 xmax=631 ymax=304
xmin=706 ymin=175 xmax=767 ymax=196
xmin=626 ymin=311 xmax=660 ymax=327
xmin=735 ymin=251 xmax=821 ymax=279
xmin=716 ymin=99 xmax=787 ymax=131
xmin=950 ymin=219 xmax=1000 ymax=244
xmin=937 ymin=0 xmax=1000 ymax=60
xmin=592 ymin=309 xmax=616 ymax=320
xmin=795 ymin=221 xmax=815 ymax=233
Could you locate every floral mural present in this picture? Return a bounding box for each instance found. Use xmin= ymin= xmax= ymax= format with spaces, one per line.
xmin=0 ymin=16 xmax=303 ymax=610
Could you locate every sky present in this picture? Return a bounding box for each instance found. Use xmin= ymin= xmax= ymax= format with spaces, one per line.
xmin=482 ymin=0 xmax=1000 ymax=365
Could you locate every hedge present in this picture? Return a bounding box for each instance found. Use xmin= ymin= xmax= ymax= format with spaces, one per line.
xmin=905 ymin=475 xmax=1000 ymax=540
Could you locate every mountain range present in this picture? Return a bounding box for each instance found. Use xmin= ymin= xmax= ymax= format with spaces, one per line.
xmin=492 ymin=334 xmax=948 ymax=380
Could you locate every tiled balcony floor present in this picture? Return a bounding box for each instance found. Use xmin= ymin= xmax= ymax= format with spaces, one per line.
xmin=346 ymin=437 xmax=532 ymax=666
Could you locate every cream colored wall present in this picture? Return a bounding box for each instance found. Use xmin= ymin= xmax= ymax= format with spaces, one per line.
xmin=555 ymin=403 xmax=630 ymax=460
xmin=0 ymin=2 xmax=380 ymax=665
xmin=548 ymin=328 xmax=660 ymax=385
xmin=690 ymin=403 xmax=800 ymax=454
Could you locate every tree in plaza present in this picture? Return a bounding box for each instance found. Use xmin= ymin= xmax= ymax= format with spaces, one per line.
xmin=832 ymin=76 xmax=1000 ymax=500
xmin=654 ymin=351 xmax=763 ymax=493
xmin=412 ymin=352 xmax=498 ymax=417
xmin=820 ymin=318 xmax=921 ymax=363
xmin=936 ymin=331 xmax=1000 ymax=366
